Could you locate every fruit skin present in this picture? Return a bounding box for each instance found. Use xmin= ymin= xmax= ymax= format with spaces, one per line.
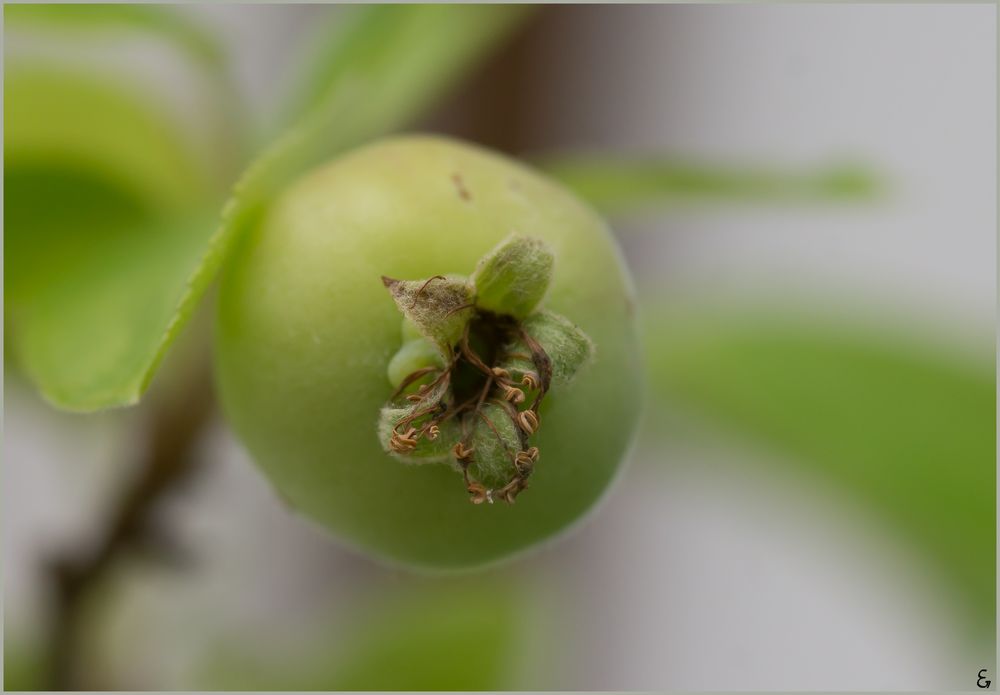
xmin=214 ymin=135 xmax=642 ymax=569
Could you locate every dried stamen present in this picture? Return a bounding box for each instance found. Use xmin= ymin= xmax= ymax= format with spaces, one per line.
xmin=467 ymin=481 xmax=489 ymax=504
xmin=516 ymin=409 xmax=539 ymax=435
xmin=500 ymin=383 xmax=525 ymax=404
xmin=452 ymin=441 xmax=475 ymax=465
xmin=389 ymin=427 xmax=420 ymax=453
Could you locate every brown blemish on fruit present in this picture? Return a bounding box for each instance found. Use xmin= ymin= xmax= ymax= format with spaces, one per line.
xmin=451 ymin=173 xmax=471 ymax=201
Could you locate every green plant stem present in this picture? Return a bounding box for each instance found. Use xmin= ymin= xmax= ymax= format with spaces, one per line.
xmin=42 ymin=365 xmax=214 ymax=690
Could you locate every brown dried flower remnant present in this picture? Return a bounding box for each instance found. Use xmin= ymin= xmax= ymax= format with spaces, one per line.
xmin=378 ymin=234 xmax=594 ymax=505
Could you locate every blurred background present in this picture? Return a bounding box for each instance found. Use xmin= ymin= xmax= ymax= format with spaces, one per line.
xmin=4 ymin=4 xmax=996 ymax=691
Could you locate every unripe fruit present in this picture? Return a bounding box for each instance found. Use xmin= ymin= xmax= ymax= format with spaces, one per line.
xmin=214 ymin=136 xmax=642 ymax=569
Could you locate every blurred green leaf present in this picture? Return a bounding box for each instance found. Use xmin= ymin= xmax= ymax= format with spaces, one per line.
xmin=4 ymin=65 xmax=210 ymax=213
xmin=275 ymin=5 xmax=531 ymax=140
xmin=329 ymin=584 xmax=520 ymax=691
xmin=4 ymin=4 xmax=224 ymax=70
xmin=4 ymin=64 xmax=218 ymax=410
xmin=5 ymin=5 xmax=527 ymax=411
xmin=542 ymin=156 xmax=879 ymax=215
xmin=8 ymin=207 xmax=218 ymax=411
xmin=245 ymin=4 xmax=530 ymax=193
xmin=204 ymin=582 xmax=522 ymax=690
xmin=644 ymin=305 xmax=995 ymax=639
xmin=5 ymin=4 xmax=246 ymax=169
xmin=4 ymin=3 xmax=249 ymax=182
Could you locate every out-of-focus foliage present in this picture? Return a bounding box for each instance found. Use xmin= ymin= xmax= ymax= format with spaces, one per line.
xmin=4 ymin=64 xmax=219 ymax=410
xmin=4 ymin=4 xmax=245 ymax=164
xmin=4 ymin=5 xmax=225 ymax=70
xmin=4 ymin=67 xmax=211 ymax=210
xmin=276 ymin=4 xmax=532 ymax=140
xmin=644 ymin=304 xmax=995 ymax=640
xmin=3 ymin=638 xmax=45 ymax=692
xmin=543 ymin=156 xmax=879 ymax=215
xmin=203 ymin=582 xmax=523 ymax=690
xmin=3 ymin=5 xmax=529 ymax=411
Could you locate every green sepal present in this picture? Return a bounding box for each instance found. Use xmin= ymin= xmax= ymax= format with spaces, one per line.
xmin=378 ymin=371 xmax=458 ymax=463
xmin=378 ymin=406 xmax=462 ymax=464
xmin=467 ymin=402 xmax=522 ymax=488
xmin=382 ymin=274 xmax=474 ymax=354
xmin=387 ymin=337 xmax=446 ymax=389
xmin=499 ymin=310 xmax=594 ymax=388
xmin=471 ymin=235 xmax=554 ymax=320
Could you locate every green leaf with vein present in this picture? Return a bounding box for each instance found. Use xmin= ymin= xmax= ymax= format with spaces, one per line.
xmin=644 ymin=305 xmax=995 ymax=640
xmin=202 ymin=582 xmax=522 ymax=690
xmin=8 ymin=206 xmax=218 ymax=411
xmin=542 ymin=156 xmax=879 ymax=215
xmin=5 ymin=5 xmax=528 ymax=411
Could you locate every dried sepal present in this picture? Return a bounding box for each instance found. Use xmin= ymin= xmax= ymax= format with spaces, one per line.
xmin=382 ymin=274 xmax=475 ymax=353
xmin=471 ymin=234 xmax=554 ymax=319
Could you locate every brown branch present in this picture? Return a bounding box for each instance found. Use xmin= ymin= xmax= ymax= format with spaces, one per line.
xmin=43 ymin=368 xmax=215 ymax=690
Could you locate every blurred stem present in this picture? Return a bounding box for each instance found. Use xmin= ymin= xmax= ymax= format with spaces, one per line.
xmin=43 ymin=359 xmax=214 ymax=690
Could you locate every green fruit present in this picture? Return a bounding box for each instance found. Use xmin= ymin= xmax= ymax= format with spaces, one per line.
xmin=214 ymin=135 xmax=642 ymax=569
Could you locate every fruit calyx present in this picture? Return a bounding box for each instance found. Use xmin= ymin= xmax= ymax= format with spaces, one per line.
xmin=378 ymin=234 xmax=593 ymax=505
